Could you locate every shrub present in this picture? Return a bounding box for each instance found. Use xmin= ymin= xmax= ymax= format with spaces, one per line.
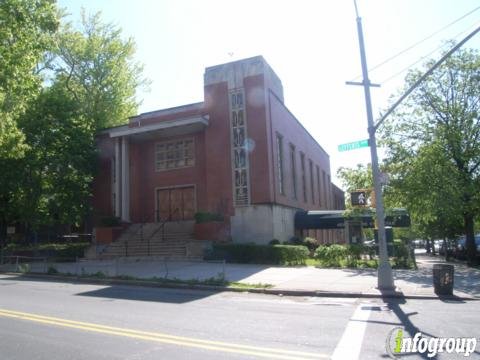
xmin=269 ymin=239 xmax=280 ymax=245
xmin=100 ymin=216 xmax=121 ymax=227
xmin=17 ymin=263 xmax=30 ymax=273
xmin=288 ymin=236 xmax=303 ymax=245
xmin=39 ymin=243 xmax=90 ymax=260
xmin=392 ymin=241 xmax=414 ymax=268
xmin=194 ymin=211 xmax=224 ymax=224
xmin=47 ymin=266 xmax=58 ymax=274
xmin=302 ymin=237 xmax=319 ymax=252
xmin=4 ymin=242 xmax=90 ymax=261
xmin=314 ymin=244 xmax=349 ymax=267
xmin=209 ymin=244 xmax=309 ymax=265
xmin=314 ymin=242 xmax=415 ymax=269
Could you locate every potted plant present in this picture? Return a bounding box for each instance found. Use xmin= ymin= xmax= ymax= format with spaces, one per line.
xmin=193 ymin=212 xmax=229 ymax=242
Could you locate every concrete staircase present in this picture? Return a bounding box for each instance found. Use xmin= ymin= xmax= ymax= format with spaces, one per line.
xmin=98 ymin=221 xmax=197 ymax=259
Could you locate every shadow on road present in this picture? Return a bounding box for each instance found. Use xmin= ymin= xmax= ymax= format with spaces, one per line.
xmin=0 ymin=274 xmax=222 ymax=304
xmin=382 ymin=294 xmax=480 ymax=359
xmin=75 ymin=284 xmax=219 ymax=304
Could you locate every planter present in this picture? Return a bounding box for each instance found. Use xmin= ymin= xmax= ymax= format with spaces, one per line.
xmin=93 ymin=227 xmax=124 ymax=245
xmin=194 ymin=222 xmax=230 ymax=242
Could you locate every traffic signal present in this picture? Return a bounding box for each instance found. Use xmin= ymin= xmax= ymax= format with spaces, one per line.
xmin=351 ymin=191 xmax=367 ymax=206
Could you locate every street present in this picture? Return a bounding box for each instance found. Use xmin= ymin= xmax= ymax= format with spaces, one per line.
xmin=0 ymin=275 xmax=479 ymax=359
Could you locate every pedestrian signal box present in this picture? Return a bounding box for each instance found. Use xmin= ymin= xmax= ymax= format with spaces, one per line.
xmin=351 ymin=191 xmax=367 ymax=206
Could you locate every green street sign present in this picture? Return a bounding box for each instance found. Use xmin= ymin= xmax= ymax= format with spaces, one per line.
xmin=338 ymin=139 xmax=369 ymax=152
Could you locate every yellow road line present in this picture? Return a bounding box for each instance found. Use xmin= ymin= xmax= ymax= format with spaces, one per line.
xmin=0 ymin=308 xmax=329 ymax=360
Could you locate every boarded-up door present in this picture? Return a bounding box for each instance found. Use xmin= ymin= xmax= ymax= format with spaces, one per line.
xmin=156 ymin=186 xmax=195 ymax=221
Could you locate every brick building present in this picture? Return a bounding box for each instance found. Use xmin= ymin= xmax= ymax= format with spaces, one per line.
xmin=92 ymin=56 xmax=345 ymax=244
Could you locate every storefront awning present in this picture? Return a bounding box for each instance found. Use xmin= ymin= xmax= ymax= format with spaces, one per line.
xmin=294 ymin=210 xmax=411 ymax=230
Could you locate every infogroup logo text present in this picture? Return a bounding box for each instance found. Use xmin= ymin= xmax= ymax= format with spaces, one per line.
xmin=386 ymin=327 xmax=477 ymax=358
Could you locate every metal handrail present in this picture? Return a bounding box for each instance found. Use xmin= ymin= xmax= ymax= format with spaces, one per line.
xmin=121 ymin=208 xmax=181 ymax=257
xmin=145 ymin=208 xmax=181 ymax=256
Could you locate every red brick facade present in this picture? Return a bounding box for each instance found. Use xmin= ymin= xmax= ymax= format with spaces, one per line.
xmin=92 ymin=56 xmax=345 ymax=243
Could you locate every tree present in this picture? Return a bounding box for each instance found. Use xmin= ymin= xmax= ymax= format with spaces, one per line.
xmin=0 ymin=0 xmax=58 ymax=242
xmin=54 ymin=11 xmax=148 ymax=130
xmin=381 ymin=48 xmax=480 ymax=264
xmin=0 ymin=5 xmax=147 ymax=243
xmin=17 ymin=83 xmax=96 ymax=230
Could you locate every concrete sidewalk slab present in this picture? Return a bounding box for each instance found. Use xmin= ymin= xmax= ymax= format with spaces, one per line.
xmin=1 ymin=254 xmax=478 ymax=299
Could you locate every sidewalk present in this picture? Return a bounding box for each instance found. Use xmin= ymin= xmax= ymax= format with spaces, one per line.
xmin=2 ymin=254 xmax=479 ymax=299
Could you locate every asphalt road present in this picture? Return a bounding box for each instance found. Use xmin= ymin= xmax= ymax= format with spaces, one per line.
xmin=0 ymin=274 xmax=478 ymax=360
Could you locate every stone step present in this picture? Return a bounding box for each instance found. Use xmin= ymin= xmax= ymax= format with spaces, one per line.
xmin=97 ymin=220 xmax=197 ymax=259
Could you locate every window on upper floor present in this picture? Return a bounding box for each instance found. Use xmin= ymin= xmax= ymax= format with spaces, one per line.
xmin=309 ymin=159 xmax=315 ymax=204
xmin=276 ymin=134 xmax=285 ymax=195
xmin=300 ymin=152 xmax=307 ymax=202
xmin=155 ymin=138 xmax=195 ymax=171
xmin=322 ymin=170 xmax=327 ymax=208
xmin=290 ymin=144 xmax=297 ymax=200
xmin=316 ymin=165 xmax=321 ymax=207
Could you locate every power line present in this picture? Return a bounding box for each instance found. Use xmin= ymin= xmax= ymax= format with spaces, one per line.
xmin=349 ymin=5 xmax=480 ymax=81
xmin=380 ymin=19 xmax=480 ymax=84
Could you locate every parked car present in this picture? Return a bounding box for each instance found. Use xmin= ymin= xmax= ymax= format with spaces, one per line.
xmin=454 ymin=235 xmax=480 ymax=259
xmin=433 ymin=239 xmax=443 ymax=254
xmin=412 ymin=239 xmax=425 ymax=249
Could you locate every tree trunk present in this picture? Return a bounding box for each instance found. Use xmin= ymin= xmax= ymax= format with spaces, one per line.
xmin=464 ymin=213 xmax=477 ymax=266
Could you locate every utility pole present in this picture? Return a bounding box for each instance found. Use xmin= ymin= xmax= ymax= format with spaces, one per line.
xmin=348 ymin=0 xmax=395 ymax=291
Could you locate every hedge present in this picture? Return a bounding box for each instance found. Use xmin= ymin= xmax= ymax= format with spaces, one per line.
xmin=314 ymin=243 xmax=414 ymax=269
xmin=208 ymin=244 xmax=309 ymax=265
xmin=3 ymin=242 xmax=90 ymax=260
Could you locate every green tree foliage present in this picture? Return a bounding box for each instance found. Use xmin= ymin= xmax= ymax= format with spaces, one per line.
xmin=55 ymin=11 xmax=147 ymax=129
xmin=0 ymin=0 xmax=59 ymax=239
xmin=381 ymin=48 xmax=480 ymax=264
xmin=17 ymin=84 xmax=96 ymax=228
xmin=0 ymin=4 xmax=147 ymax=240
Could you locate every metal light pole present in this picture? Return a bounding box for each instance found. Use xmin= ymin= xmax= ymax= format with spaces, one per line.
xmin=351 ymin=1 xmax=395 ymax=290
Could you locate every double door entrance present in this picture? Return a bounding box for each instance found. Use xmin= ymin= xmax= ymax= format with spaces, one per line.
xmin=156 ymin=186 xmax=195 ymax=221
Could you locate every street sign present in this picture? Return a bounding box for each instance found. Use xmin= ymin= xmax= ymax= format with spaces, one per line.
xmin=351 ymin=191 xmax=367 ymax=206
xmin=338 ymin=139 xmax=369 ymax=152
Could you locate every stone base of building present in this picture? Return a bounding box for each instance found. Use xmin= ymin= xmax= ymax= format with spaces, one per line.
xmin=230 ymin=204 xmax=298 ymax=244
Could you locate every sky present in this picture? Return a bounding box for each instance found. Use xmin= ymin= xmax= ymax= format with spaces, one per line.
xmin=57 ymin=0 xmax=480 ymax=187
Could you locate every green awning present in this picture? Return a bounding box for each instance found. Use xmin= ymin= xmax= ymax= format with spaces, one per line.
xmin=294 ymin=210 xmax=411 ymax=230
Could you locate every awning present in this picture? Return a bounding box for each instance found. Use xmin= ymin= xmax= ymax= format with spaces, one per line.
xmin=294 ymin=210 xmax=411 ymax=230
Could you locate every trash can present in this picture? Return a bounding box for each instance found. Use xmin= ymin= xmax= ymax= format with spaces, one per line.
xmin=433 ymin=264 xmax=454 ymax=296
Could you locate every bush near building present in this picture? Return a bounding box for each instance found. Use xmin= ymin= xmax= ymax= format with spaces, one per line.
xmin=209 ymin=244 xmax=309 ymax=266
xmin=313 ymin=242 xmax=414 ymax=269
xmin=3 ymin=242 xmax=90 ymax=261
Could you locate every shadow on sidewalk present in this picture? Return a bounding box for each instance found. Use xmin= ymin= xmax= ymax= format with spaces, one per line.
xmin=338 ymin=257 xmax=480 ymax=298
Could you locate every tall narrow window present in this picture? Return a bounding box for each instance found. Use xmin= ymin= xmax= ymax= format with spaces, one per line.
xmin=322 ymin=170 xmax=327 ymax=208
xmin=290 ymin=144 xmax=297 ymax=200
xmin=309 ymin=159 xmax=315 ymax=204
xmin=300 ymin=153 xmax=307 ymax=202
xmin=111 ymin=158 xmax=116 ymax=213
xmin=276 ymin=134 xmax=284 ymax=195
xmin=327 ymin=175 xmax=332 ymax=208
xmin=230 ymin=89 xmax=250 ymax=206
xmin=316 ymin=165 xmax=321 ymax=207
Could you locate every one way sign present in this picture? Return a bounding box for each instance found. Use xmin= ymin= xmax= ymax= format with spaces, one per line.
xmin=351 ymin=191 xmax=367 ymax=206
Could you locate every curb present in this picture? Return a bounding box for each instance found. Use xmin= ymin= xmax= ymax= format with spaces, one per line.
xmin=2 ymin=272 xmax=478 ymax=301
